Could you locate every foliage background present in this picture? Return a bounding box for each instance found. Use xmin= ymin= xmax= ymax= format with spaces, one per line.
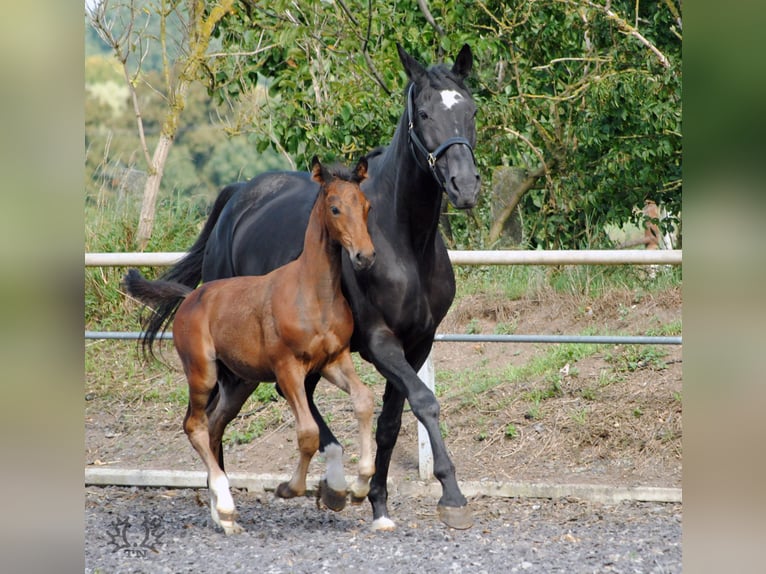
xmin=85 ymin=0 xmax=681 ymax=250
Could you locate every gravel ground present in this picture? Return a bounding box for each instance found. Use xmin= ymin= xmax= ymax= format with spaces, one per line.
xmin=85 ymin=485 xmax=681 ymax=573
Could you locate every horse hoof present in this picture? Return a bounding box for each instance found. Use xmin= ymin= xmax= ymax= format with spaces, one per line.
xmin=349 ymin=479 xmax=371 ymax=502
xmin=349 ymin=494 xmax=367 ymax=505
xmin=276 ymin=481 xmax=300 ymax=499
xmin=220 ymin=520 xmax=244 ymax=535
xmin=437 ymin=504 xmax=474 ymax=530
xmin=217 ymin=511 xmax=244 ymax=535
xmin=318 ymin=478 xmax=347 ymax=512
xmin=370 ymin=516 xmax=396 ymax=531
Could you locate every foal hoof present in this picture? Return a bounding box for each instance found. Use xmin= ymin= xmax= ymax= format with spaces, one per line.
xmin=317 ymin=478 xmax=347 ymax=512
xmin=349 ymin=493 xmax=367 ymax=505
xmin=220 ymin=519 xmax=244 ymax=535
xmin=217 ymin=511 xmax=244 ymax=535
xmin=275 ymin=481 xmax=301 ymax=499
xmin=437 ymin=503 xmax=474 ymax=530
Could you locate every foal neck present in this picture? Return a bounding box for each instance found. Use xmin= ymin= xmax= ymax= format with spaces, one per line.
xmin=298 ymin=189 xmax=342 ymax=290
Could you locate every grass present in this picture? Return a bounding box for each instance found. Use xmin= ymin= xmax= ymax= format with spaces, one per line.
xmin=454 ymin=262 xmax=682 ymax=303
xmin=85 ymin=194 xmax=207 ymax=332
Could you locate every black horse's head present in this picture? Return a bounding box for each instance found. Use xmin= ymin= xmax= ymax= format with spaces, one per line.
xmin=398 ymin=43 xmax=480 ymax=210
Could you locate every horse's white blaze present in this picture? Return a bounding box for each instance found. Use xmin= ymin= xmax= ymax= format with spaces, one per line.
xmin=324 ymin=442 xmax=347 ymax=492
xmin=440 ymin=89 xmax=463 ymax=110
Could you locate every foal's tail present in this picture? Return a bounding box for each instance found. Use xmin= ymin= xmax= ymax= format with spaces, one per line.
xmin=123 ymin=269 xmax=193 ymax=360
xmin=137 ymin=183 xmax=239 ymax=358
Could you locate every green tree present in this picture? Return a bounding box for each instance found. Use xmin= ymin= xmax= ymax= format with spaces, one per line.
xmin=207 ymin=0 xmax=681 ymax=249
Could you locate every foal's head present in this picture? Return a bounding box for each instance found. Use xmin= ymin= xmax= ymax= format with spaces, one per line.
xmin=311 ymin=156 xmax=375 ymax=271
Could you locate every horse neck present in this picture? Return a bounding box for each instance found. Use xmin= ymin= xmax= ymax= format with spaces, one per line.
xmin=297 ymin=193 xmax=342 ymax=297
xmin=380 ymin=114 xmax=444 ymax=256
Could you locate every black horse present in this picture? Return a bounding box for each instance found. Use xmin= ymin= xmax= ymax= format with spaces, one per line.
xmin=142 ymin=44 xmax=480 ymax=530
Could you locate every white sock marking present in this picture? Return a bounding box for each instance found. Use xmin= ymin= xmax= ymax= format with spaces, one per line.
xmin=324 ymin=443 xmax=347 ymax=491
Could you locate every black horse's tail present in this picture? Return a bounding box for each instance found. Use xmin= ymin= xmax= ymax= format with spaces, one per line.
xmin=123 ymin=268 xmax=193 ymax=360
xmin=136 ymin=183 xmax=239 ymax=357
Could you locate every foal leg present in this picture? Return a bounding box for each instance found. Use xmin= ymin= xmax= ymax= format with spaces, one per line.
xmin=182 ymin=357 xmax=243 ymax=535
xmin=206 ymin=368 xmax=259 ymax=469
xmin=273 ymin=366 xmax=320 ymax=500
xmin=303 ymin=373 xmax=348 ymax=511
xmin=322 ymin=354 xmax=376 ymax=504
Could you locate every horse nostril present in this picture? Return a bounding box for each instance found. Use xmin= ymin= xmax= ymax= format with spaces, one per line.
xmin=354 ymin=250 xmax=376 ymax=269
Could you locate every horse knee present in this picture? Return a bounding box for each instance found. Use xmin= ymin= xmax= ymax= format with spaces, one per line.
xmin=353 ymin=388 xmax=375 ymax=420
xmin=409 ymin=390 xmax=440 ymax=423
xmin=296 ymin=428 xmax=320 ymax=456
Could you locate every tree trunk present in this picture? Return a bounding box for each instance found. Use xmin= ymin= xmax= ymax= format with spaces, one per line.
xmin=136 ymin=131 xmax=174 ymax=251
xmin=488 ymin=165 xmax=546 ymax=246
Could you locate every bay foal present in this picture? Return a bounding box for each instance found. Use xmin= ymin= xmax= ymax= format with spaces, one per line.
xmin=123 ymin=157 xmax=376 ymax=534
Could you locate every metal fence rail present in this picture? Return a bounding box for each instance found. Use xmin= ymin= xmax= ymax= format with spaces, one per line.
xmin=86 ymin=249 xmax=682 ymax=267
xmin=85 ymin=330 xmax=682 ymax=345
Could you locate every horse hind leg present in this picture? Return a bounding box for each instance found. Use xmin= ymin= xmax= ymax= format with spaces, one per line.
xmin=182 ymin=355 xmax=244 ymax=535
xmin=206 ymin=366 xmax=259 ymax=470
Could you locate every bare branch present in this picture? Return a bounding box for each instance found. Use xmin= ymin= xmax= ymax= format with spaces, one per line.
xmin=89 ymin=0 xmax=154 ymax=169
xmin=585 ymin=0 xmax=671 ymax=69
xmin=416 ymin=0 xmax=445 ymax=38
xmin=336 ymin=0 xmax=391 ymax=96
xmin=503 ymin=128 xmax=549 ymax=177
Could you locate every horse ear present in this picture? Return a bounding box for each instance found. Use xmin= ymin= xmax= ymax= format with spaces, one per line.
xmin=451 ymin=44 xmax=473 ymax=79
xmin=311 ymin=155 xmax=324 ymax=184
xmin=397 ymin=43 xmax=426 ymax=84
xmin=354 ymin=157 xmax=368 ymax=182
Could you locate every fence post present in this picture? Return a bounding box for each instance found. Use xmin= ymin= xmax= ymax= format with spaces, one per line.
xmin=417 ymin=354 xmax=435 ymax=480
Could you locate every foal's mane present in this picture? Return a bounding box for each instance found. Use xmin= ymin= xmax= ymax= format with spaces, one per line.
xmin=318 ymin=161 xmax=364 ymax=185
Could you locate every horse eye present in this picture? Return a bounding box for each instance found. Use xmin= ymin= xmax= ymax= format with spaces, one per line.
xmin=418 ymin=109 xmax=429 ymax=120
xmin=330 ymin=206 xmax=341 ymax=215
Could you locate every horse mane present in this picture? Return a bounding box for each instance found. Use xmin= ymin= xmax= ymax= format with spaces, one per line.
xmin=364 ymin=147 xmax=386 ymax=161
xmin=401 ymin=63 xmax=469 ymax=97
xmin=322 ymin=162 xmax=362 ymax=184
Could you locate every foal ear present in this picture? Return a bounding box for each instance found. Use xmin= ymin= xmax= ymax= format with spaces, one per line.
xmin=397 ymin=43 xmax=426 ymax=84
xmin=451 ymin=44 xmax=473 ymax=79
xmin=354 ymin=157 xmax=368 ymax=182
xmin=310 ymin=155 xmax=324 ymax=184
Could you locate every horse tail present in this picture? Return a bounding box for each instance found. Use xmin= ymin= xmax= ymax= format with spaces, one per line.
xmin=138 ymin=184 xmax=239 ymax=356
xmin=123 ymin=268 xmax=193 ymax=361
xmin=160 ymin=183 xmax=240 ymax=287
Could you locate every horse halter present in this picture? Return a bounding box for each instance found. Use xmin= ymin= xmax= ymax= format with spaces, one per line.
xmin=406 ymin=83 xmax=476 ymax=190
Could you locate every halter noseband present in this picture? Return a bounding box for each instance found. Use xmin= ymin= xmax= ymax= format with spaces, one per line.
xmin=406 ymin=83 xmax=476 ymax=190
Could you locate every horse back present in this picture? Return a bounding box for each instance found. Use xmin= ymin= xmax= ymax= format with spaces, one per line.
xmin=201 ymin=171 xmax=317 ymax=281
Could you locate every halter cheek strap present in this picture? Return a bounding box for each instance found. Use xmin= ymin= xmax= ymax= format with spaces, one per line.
xmin=406 ymin=84 xmax=476 ymax=190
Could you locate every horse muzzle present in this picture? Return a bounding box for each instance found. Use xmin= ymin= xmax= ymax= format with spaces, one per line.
xmin=446 ymin=169 xmax=481 ymax=210
xmin=350 ymin=249 xmax=376 ymax=271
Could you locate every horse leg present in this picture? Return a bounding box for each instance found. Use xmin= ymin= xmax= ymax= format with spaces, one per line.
xmin=321 ymin=354 xmax=376 ymax=506
xmin=365 ymin=332 xmax=472 ymax=531
xmin=296 ymin=373 xmax=346 ymax=511
xmin=273 ymin=366 xmax=320 ymax=500
xmin=182 ymin=357 xmax=244 ymax=535
xmin=206 ymin=367 xmax=259 ymax=470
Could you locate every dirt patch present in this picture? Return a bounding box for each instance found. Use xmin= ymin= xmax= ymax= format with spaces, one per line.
xmin=85 ymin=287 xmax=681 ymax=490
